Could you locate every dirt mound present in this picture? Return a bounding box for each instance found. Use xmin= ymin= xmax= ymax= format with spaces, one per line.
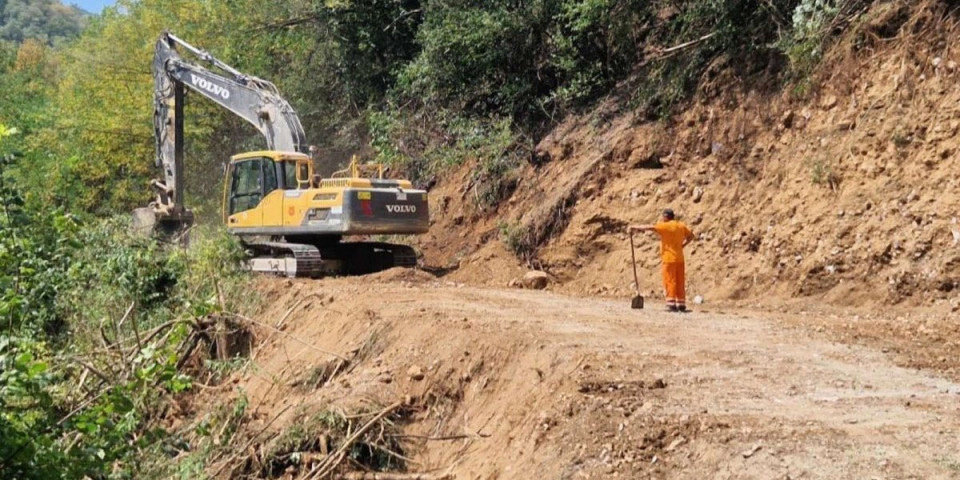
xmin=363 ymin=267 xmax=439 ymax=284
xmin=415 ymin=1 xmax=960 ymax=315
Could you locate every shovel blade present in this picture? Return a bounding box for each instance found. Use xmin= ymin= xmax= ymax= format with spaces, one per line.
xmin=631 ymin=295 xmax=644 ymax=309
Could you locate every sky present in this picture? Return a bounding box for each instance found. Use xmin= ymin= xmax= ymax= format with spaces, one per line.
xmin=69 ymin=0 xmax=115 ymax=14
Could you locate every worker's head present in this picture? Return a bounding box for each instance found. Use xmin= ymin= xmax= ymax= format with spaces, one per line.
xmin=662 ymin=208 xmax=675 ymax=221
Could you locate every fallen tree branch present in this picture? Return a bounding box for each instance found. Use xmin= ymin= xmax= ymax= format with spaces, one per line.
xmin=276 ymin=292 xmax=326 ymax=329
xmin=369 ymin=442 xmax=419 ymax=466
xmin=129 ymin=304 xmax=143 ymax=354
xmin=56 ymin=389 xmax=108 ymax=427
xmin=116 ymin=301 xmax=135 ymax=331
xmin=215 ymin=281 xmax=229 ymax=360
xmin=386 ymin=433 xmax=490 ymax=441
xmin=659 ymin=32 xmax=715 ymax=54
xmin=333 ymin=473 xmax=454 ymax=480
xmin=311 ymin=401 xmax=405 ymax=479
xmin=640 ymin=32 xmax=717 ymax=67
xmin=174 ymin=332 xmax=200 ymax=371
xmin=68 ymin=356 xmax=112 ymax=384
xmin=79 ymin=318 xmax=200 ymax=358
xmin=277 ymin=297 xmax=306 ymax=329
xmin=210 ymin=403 xmax=294 ymax=478
xmin=112 ymin=304 xmax=135 ymax=380
xmin=229 ymin=312 xmax=350 ymax=361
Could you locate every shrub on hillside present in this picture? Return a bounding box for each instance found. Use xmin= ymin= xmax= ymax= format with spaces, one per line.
xmin=2 ymin=129 xmax=254 ymax=477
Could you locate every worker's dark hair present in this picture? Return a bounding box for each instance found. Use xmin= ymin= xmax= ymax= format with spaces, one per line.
xmin=662 ymin=208 xmax=675 ymax=220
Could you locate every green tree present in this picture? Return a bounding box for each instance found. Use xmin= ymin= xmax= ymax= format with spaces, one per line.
xmin=44 ymin=0 xmax=234 ymax=215
xmin=221 ymin=0 xmax=422 ymax=160
xmin=395 ymin=1 xmax=557 ymax=121
xmin=0 ymin=0 xmax=87 ymax=44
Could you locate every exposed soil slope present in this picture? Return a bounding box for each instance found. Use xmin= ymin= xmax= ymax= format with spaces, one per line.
xmin=416 ymin=1 xmax=960 ymax=315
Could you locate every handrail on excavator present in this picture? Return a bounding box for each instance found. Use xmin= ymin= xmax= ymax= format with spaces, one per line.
xmin=330 ymin=155 xmax=385 ymax=179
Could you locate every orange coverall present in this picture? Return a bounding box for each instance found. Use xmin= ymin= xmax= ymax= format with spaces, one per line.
xmin=653 ymin=220 xmax=693 ymax=309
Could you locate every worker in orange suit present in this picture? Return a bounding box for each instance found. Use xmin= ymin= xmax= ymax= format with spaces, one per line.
xmin=629 ymin=209 xmax=695 ymax=312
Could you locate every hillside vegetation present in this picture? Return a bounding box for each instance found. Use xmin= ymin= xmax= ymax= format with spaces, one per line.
xmin=419 ymin=0 xmax=960 ymax=315
xmin=1 ymin=0 xmax=957 ymax=478
xmin=4 ymin=0 xmax=849 ymax=217
xmin=0 ymin=0 xmax=86 ymax=44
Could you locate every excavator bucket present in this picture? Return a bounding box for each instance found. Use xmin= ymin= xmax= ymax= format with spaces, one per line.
xmin=132 ymin=207 xmax=194 ymax=244
xmin=132 ymin=207 xmax=158 ymax=235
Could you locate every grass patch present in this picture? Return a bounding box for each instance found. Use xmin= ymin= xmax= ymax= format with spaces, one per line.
xmin=808 ymin=157 xmax=841 ymax=189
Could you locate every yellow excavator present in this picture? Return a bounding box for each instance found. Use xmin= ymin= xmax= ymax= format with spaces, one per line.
xmin=134 ymin=32 xmax=428 ymax=277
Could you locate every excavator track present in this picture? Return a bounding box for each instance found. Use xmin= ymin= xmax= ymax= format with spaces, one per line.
xmin=244 ymin=241 xmax=329 ymax=278
xmin=243 ymin=240 xmax=417 ymax=278
xmin=319 ymin=242 xmax=417 ymax=275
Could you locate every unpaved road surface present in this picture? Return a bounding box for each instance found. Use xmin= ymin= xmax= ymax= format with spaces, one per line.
xmin=232 ymin=274 xmax=960 ymax=479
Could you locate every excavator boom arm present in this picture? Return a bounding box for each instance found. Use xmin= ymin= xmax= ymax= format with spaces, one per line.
xmin=151 ymin=32 xmax=307 ymax=212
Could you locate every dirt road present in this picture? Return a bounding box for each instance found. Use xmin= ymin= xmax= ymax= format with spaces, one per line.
xmin=221 ymin=273 xmax=960 ymax=479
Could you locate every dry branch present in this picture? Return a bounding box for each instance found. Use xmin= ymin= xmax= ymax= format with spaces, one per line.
xmin=659 ymin=32 xmax=716 ymax=54
xmin=640 ymin=32 xmax=717 ymax=67
xmin=209 ymin=403 xmax=294 ymax=478
xmin=229 ymin=312 xmax=350 ymax=361
xmin=276 ymin=292 xmax=326 ymax=329
xmin=386 ymin=433 xmax=489 ymax=441
xmin=68 ymin=356 xmax=113 ymax=384
xmin=277 ymin=297 xmax=306 ymax=329
xmin=81 ymin=318 xmax=199 ymax=358
xmin=334 ymin=473 xmax=454 ymax=480
xmin=310 ymin=401 xmax=405 ymax=479
xmin=175 ymin=332 xmax=200 ymax=370
xmin=215 ymin=281 xmax=229 ymax=360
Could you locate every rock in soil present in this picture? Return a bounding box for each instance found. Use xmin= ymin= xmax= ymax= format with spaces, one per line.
xmin=522 ymin=271 xmax=550 ymax=290
xmin=407 ymin=365 xmax=425 ymax=381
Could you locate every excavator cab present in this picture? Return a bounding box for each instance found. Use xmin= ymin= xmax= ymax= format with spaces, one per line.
xmin=222 ymin=151 xmax=311 ymax=228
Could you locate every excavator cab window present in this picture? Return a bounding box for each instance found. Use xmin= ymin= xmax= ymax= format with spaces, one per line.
xmin=229 ymin=159 xmax=263 ymax=214
xmin=262 ymin=158 xmax=278 ymax=193
xmin=281 ymin=161 xmax=298 ymax=190
xmin=297 ymin=162 xmax=310 ymax=188
xmin=279 ymin=160 xmax=311 ymax=190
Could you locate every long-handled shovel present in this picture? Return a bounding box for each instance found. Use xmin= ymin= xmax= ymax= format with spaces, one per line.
xmin=629 ymin=231 xmax=644 ymax=309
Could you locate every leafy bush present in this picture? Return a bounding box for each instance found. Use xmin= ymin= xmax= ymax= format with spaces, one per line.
xmin=498 ymin=220 xmax=530 ymax=257
xmin=0 ymin=146 xmax=80 ymax=337
xmin=546 ymin=0 xmax=650 ymax=109
xmin=808 ymin=156 xmax=840 ymax=189
xmin=2 ymin=126 xmax=253 ymax=477
xmin=781 ymin=0 xmax=841 ymax=79
xmin=372 ymin=108 xmax=529 ymax=209
xmin=0 ymin=326 xmax=195 ymax=478
xmin=395 ymin=2 xmax=551 ymax=120
xmin=0 ymin=336 xmax=64 ymax=480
